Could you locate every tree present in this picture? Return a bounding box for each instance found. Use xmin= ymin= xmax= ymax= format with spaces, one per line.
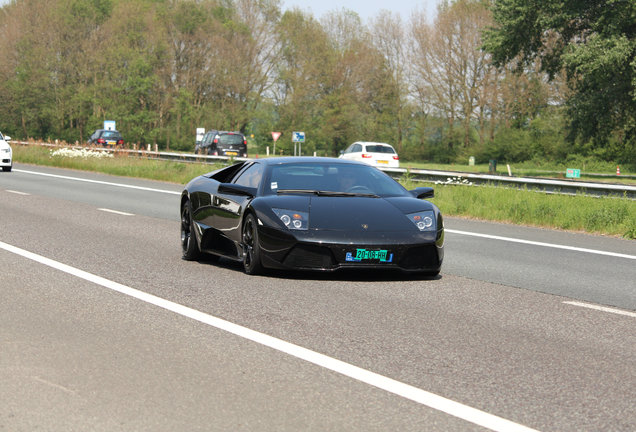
xmin=370 ymin=10 xmax=411 ymax=152
xmin=410 ymin=0 xmax=494 ymax=150
xmin=483 ymin=0 xmax=636 ymax=162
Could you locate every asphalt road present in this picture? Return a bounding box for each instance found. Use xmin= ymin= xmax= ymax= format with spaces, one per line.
xmin=1 ymin=164 xmax=635 ymax=431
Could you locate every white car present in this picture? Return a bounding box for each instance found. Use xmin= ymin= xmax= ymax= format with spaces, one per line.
xmin=339 ymin=141 xmax=399 ymax=168
xmin=0 ymin=132 xmax=12 ymax=172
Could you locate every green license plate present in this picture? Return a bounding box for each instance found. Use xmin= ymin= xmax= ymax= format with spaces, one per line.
xmin=345 ymin=248 xmax=393 ymax=263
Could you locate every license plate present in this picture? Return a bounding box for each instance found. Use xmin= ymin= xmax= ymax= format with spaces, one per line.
xmin=226 ymin=151 xmax=238 ymax=156
xmin=107 ymin=141 xmax=116 ymax=146
xmin=345 ymin=248 xmax=393 ymax=263
xmin=377 ymin=160 xmax=388 ymax=164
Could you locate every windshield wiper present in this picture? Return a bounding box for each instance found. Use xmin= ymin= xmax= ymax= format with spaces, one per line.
xmin=316 ymin=190 xmax=380 ymax=198
xmin=276 ymin=189 xmax=380 ymax=198
xmin=276 ymin=189 xmax=320 ymax=195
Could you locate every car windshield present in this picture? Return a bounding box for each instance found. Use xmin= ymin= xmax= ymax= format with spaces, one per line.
xmin=365 ymin=144 xmax=395 ymax=154
xmin=265 ymin=162 xmax=407 ymax=197
xmin=217 ymin=134 xmax=244 ymax=146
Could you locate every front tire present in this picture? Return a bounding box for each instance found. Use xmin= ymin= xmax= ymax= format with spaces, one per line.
xmin=181 ymin=200 xmax=201 ymax=260
xmin=242 ymin=213 xmax=263 ymax=275
xmin=2 ymin=166 xmax=11 ymax=172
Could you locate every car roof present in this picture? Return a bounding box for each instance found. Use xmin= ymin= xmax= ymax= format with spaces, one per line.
xmin=354 ymin=141 xmax=394 ymax=147
xmin=252 ymin=156 xmax=369 ymax=166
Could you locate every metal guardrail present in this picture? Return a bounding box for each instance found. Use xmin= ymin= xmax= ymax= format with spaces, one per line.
xmin=381 ymin=167 xmax=636 ymax=199
xmin=13 ymin=140 xmax=636 ymax=199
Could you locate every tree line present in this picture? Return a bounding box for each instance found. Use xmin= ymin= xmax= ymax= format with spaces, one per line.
xmin=0 ymin=0 xmax=633 ymax=166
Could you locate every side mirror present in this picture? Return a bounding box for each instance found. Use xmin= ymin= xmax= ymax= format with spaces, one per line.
xmin=4 ymin=136 xmax=11 ymax=142
xmin=410 ymin=187 xmax=434 ymax=199
xmin=218 ymin=183 xmax=256 ymax=197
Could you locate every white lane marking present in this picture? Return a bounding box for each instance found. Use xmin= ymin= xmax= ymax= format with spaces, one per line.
xmin=446 ymin=229 xmax=636 ymax=260
xmin=14 ymin=169 xmax=181 ymax=195
xmin=98 ymin=208 xmax=134 ymax=216
xmin=6 ymin=190 xmax=30 ymax=195
xmin=32 ymin=376 xmax=76 ymax=394
xmin=18 ymin=167 xmax=629 ymax=263
xmin=563 ymin=301 xmax=636 ymax=318
xmin=0 ymin=240 xmax=539 ymax=432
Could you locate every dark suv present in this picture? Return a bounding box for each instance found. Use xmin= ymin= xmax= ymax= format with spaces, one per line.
xmin=88 ymin=129 xmax=124 ymax=147
xmin=196 ymin=130 xmax=218 ymax=154
xmin=197 ymin=130 xmax=247 ymax=157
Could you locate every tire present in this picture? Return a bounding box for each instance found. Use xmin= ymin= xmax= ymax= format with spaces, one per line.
xmin=2 ymin=165 xmax=11 ymax=172
xmin=242 ymin=213 xmax=263 ymax=275
xmin=181 ymin=200 xmax=201 ymax=261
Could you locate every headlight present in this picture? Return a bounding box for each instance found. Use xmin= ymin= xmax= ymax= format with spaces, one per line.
xmin=0 ymin=148 xmax=9 ymax=153
xmin=407 ymin=210 xmax=436 ymax=231
xmin=272 ymin=208 xmax=309 ymax=230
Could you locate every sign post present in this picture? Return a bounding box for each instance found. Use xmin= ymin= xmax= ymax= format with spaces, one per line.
xmin=271 ymin=132 xmax=281 ymax=156
xmin=292 ymin=131 xmax=305 ymax=156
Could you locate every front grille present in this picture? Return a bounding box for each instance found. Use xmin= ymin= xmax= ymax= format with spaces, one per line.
xmin=398 ymin=245 xmax=439 ymax=270
xmin=283 ymin=244 xmax=335 ymax=269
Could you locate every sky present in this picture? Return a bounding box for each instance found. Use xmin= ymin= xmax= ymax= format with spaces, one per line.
xmin=281 ymin=0 xmax=441 ymax=22
xmin=0 ymin=0 xmax=441 ymax=21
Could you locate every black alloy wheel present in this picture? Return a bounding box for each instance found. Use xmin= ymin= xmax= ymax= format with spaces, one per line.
xmin=242 ymin=213 xmax=263 ymax=275
xmin=181 ymin=200 xmax=201 ymax=260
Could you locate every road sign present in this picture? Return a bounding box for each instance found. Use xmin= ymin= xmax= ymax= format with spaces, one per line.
xmin=271 ymin=132 xmax=281 ymax=142
xmin=566 ymin=168 xmax=581 ymax=179
xmin=292 ymin=131 xmax=305 ymax=142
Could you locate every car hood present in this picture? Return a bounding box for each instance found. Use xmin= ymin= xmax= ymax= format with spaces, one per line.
xmin=0 ymin=140 xmax=10 ymax=150
xmin=260 ymin=194 xmax=434 ymax=232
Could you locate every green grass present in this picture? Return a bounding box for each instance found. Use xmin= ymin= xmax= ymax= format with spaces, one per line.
xmin=400 ymin=161 xmax=635 ymax=185
xmin=402 ymin=180 xmax=635 ymax=239
xmin=14 ymin=145 xmax=222 ymax=185
xmin=12 ymin=145 xmax=636 ymax=239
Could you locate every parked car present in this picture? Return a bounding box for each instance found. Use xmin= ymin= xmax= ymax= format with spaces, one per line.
xmin=88 ymin=129 xmax=124 ymax=147
xmin=196 ymin=130 xmax=218 ymax=154
xmin=0 ymin=131 xmax=12 ymax=172
xmin=196 ymin=130 xmax=247 ymax=158
xmin=339 ymin=141 xmax=399 ymax=168
xmin=180 ymin=157 xmax=443 ymax=276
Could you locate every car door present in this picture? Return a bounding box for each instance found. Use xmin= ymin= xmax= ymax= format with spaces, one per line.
xmin=213 ymin=162 xmax=263 ymax=243
xmin=341 ymin=143 xmax=363 ymax=161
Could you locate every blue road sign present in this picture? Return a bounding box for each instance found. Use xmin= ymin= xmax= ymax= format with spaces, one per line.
xmin=292 ymin=131 xmax=305 ymax=142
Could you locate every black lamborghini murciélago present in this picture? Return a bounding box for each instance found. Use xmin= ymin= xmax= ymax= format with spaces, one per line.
xmin=181 ymin=157 xmax=444 ymax=275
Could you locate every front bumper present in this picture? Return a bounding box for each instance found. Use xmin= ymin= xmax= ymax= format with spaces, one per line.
xmin=258 ymin=226 xmax=444 ymax=273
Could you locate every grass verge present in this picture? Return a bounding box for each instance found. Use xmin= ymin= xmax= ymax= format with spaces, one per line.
xmin=11 ymin=145 xmax=636 ymax=239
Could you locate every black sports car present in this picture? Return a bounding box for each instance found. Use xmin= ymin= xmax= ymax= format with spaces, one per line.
xmin=180 ymin=157 xmax=444 ymax=275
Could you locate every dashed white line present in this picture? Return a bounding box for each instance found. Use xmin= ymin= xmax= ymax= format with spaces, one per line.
xmin=14 ymin=168 xmax=181 ymax=195
xmin=98 ymin=208 xmax=134 ymax=216
xmin=5 ymin=190 xmax=30 ymax=195
xmin=563 ymin=301 xmax=636 ymax=318
xmin=446 ymin=229 xmax=636 ymax=260
xmin=0 ymin=239 xmax=539 ymax=432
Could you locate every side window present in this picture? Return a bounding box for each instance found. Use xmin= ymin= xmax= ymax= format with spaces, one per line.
xmin=234 ymin=163 xmax=263 ymax=188
xmin=352 ymin=144 xmax=362 ymax=153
